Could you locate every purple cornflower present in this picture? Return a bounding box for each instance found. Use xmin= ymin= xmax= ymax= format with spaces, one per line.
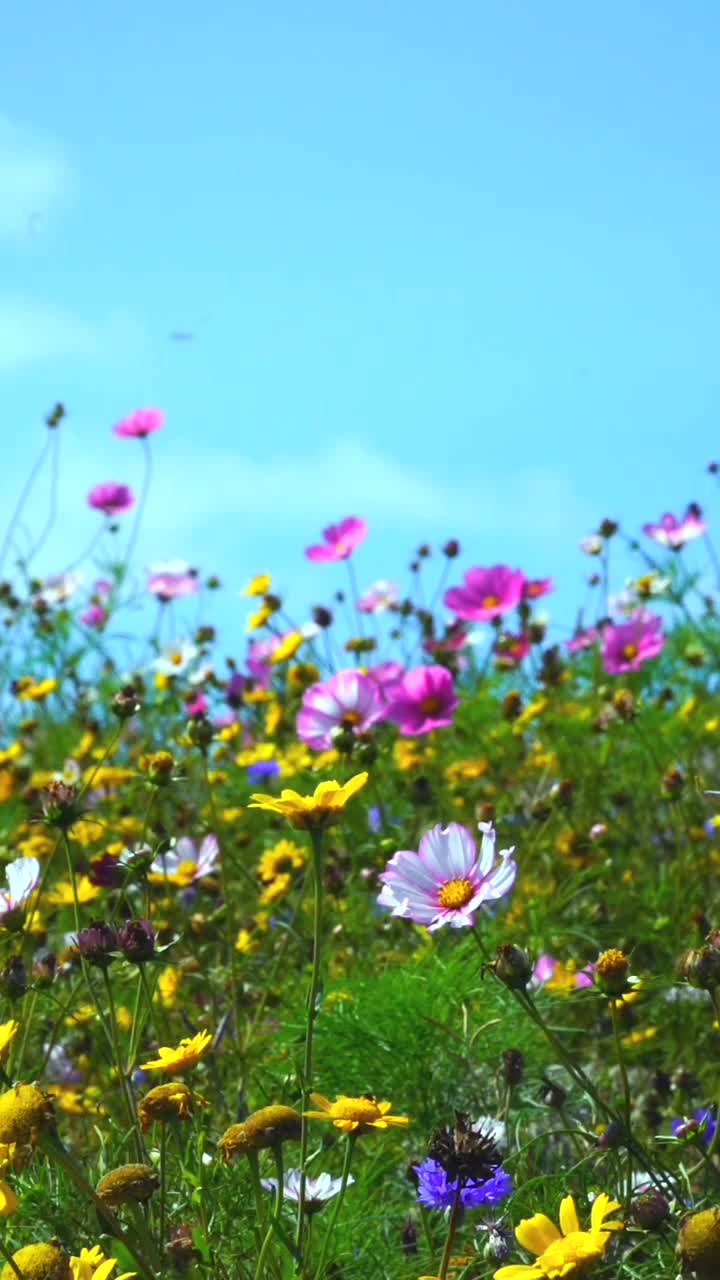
xmin=413 ymin=1157 xmax=512 ymax=1210
xmin=246 ymin=759 xmax=280 ymax=783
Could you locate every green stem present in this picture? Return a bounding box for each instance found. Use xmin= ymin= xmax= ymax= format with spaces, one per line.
xmin=610 ymin=1002 xmax=633 ymax=1208
xmin=254 ymin=1144 xmax=284 ymax=1280
xmin=314 ymin=1134 xmax=356 ymax=1280
xmin=101 ymin=967 xmax=145 ymax=1163
xmin=295 ymin=828 xmax=325 ymax=1256
xmin=159 ymin=1123 xmax=167 ymax=1273
xmin=438 ymin=1182 xmax=463 ymax=1280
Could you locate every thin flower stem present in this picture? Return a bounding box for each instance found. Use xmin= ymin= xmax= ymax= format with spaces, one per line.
xmin=101 ymin=967 xmax=145 ymax=1163
xmin=159 ymin=1123 xmax=167 ymax=1272
xmin=124 ymin=436 xmax=153 ymax=570
xmin=437 ymin=1181 xmax=463 ymax=1280
xmin=314 ymin=1133 xmax=356 ymax=1280
xmin=0 ymin=1237 xmax=24 ymax=1279
xmin=202 ymin=755 xmax=240 ymax=1043
xmin=0 ymin=433 xmax=51 ymax=575
xmin=295 ymin=827 xmax=325 ymax=1257
xmin=254 ymin=1143 xmax=284 ymax=1280
xmin=610 ymin=1002 xmax=633 ymax=1208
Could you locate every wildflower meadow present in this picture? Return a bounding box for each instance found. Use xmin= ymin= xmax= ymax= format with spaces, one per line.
xmin=2 ymin=404 xmax=720 ymax=1280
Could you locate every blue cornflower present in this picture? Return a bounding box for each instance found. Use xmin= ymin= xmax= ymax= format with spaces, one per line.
xmin=671 ymin=1107 xmax=717 ymax=1148
xmin=413 ymin=1157 xmax=512 ymax=1210
xmin=246 ymin=759 xmax=280 ymax=783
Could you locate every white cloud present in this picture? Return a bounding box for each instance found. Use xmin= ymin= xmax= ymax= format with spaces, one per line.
xmin=0 ymin=299 xmax=142 ymax=370
xmin=0 ymin=115 xmax=72 ymax=238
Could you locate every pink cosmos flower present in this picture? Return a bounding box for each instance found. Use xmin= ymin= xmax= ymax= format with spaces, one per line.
xmin=385 ymin=664 xmax=458 ymax=735
xmin=642 ymin=504 xmax=706 ymax=549
xmin=493 ymin=631 xmax=530 ymax=668
xmin=532 ymin=953 xmax=594 ymax=990
xmin=305 ymin=516 xmax=367 ymax=562
xmin=377 ymin=821 xmax=517 ymax=932
xmin=147 ymin=560 xmax=198 ymax=602
xmin=297 ymin=669 xmax=386 ymax=750
xmin=565 ymin=626 xmax=601 ymax=653
xmin=87 ymin=482 xmax=135 ymax=515
xmin=149 ymin=834 xmax=219 ymax=885
xmin=444 ymin=565 xmax=526 ymax=621
xmin=185 ymin=691 xmax=208 ymax=717
xmin=601 ymin=609 xmax=664 ymax=674
xmin=366 ymin=661 xmax=405 ymax=700
xmin=522 ymin=577 xmax=554 ymax=600
xmin=358 ymin=579 xmax=399 ymax=613
xmin=113 ymin=408 xmax=165 ymax=439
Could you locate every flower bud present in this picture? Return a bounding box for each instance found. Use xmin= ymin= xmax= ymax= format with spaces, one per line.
xmin=0 ymin=956 xmax=27 ymax=1001
xmin=76 ymin=921 xmax=119 ymax=970
xmin=118 ymin=918 xmax=156 ymax=964
xmin=595 ymin=948 xmax=631 ymax=996
xmin=31 ymin=949 xmax=56 ymax=988
xmin=0 ymin=1241 xmax=70 ymax=1280
xmin=493 ymin=944 xmax=532 ymax=991
xmin=442 ymin=539 xmax=460 ymax=558
xmin=140 ymin=751 xmax=175 ymax=785
xmin=678 ymin=945 xmax=720 ymax=990
xmin=311 ymin=606 xmax=333 ymax=628
xmin=112 ymin=685 xmax=141 ymax=720
xmin=42 ymin=780 xmax=82 ymax=831
xmin=217 ymin=1105 xmax=302 ymax=1160
xmin=677 ymin=1208 xmax=720 ymax=1278
xmin=139 ymin=1083 xmax=195 ymax=1132
xmin=597 ymin=1119 xmax=624 ymax=1150
xmin=187 ymin=716 xmax=214 ymax=751
xmin=0 ymin=1084 xmax=54 ymax=1147
xmin=167 ymin=1223 xmax=198 ymax=1273
xmin=501 ymin=690 xmax=522 ymax=721
xmin=96 ymin=1162 xmax=160 ymax=1205
xmin=598 ymin=518 xmax=618 ymax=538
xmin=538 ymin=1078 xmax=567 ymax=1109
xmin=501 ymin=1049 xmax=525 ymax=1087
xmin=631 ymin=1189 xmax=670 ymax=1230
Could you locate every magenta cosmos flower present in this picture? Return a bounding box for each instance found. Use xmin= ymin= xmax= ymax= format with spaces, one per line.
xmin=305 ymin=516 xmax=367 ymax=562
xmin=113 ymin=407 xmax=165 ymax=439
xmin=385 ymin=664 xmax=458 ymax=735
xmin=377 ymin=821 xmax=517 ymax=931
xmin=642 ymin=504 xmax=706 ymax=549
xmin=87 ymin=482 xmax=135 ymax=515
xmin=601 ymin=610 xmax=664 ymax=674
xmin=444 ymin=565 xmax=526 ymax=621
xmin=297 ymin=669 xmax=386 ymax=750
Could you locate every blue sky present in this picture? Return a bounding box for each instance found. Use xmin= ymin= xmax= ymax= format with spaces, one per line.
xmin=1 ymin=1 xmax=719 ymax=646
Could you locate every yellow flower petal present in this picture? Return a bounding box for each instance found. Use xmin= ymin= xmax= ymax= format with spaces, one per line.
xmin=515 ymin=1213 xmax=562 ymax=1256
xmin=558 ymin=1195 xmax=580 ymax=1237
xmin=590 ymin=1192 xmax=622 ymax=1233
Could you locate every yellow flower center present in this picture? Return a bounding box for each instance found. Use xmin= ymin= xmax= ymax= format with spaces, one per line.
xmin=539 ymin=1231 xmax=602 ymax=1274
xmin=329 ymin=1096 xmax=382 ymax=1123
xmin=622 ymin=642 xmax=638 ymax=659
xmin=419 ymin=694 xmax=442 ymax=716
xmin=341 ymin=710 xmax=361 ymax=727
xmin=170 ymin=651 xmax=183 ymax=666
xmin=437 ymin=878 xmax=474 ymax=909
xmin=482 ymin=594 xmax=499 ymax=608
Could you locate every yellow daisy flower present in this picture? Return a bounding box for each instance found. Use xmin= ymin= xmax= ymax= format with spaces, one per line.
xmin=71 ymin=1244 xmax=136 ymax=1280
xmin=242 ymin=572 xmax=271 ymax=597
xmin=0 ymin=1022 xmax=19 ymax=1059
xmin=140 ymin=1029 xmax=212 ymax=1074
xmin=304 ymin=1092 xmax=409 ymax=1134
xmin=257 ymin=839 xmax=306 ymax=882
xmin=249 ymin=772 xmax=368 ymax=831
xmin=494 ymin=1192 xmax=622 ymax=1279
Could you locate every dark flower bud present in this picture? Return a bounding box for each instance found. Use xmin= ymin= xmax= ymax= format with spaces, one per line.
xmin=709 ymin=461 xmax=719 ymax=474
xmin=501 ymin=690 xmax=523 ymax=721
xmin=408 ymin=776 xmax=433 ymax=807
xmin=89 ymin=853 xmax=122 ymax=889
xmin=400 ymin=1219 xmax=418 ymax=1255
xmin=632 ymin=1190 xmax=670 ymax=1230
xmin=32 ymin=949 xmax=56 ymax=988
xmin=344 ymin=636 xmax=376 ymax=654
xmin=409 ymin=560 xmax=420 ymax=573
xmin=527 ymin=621 xmax=546 ymax=644
xmin=334 ymin=590 xmax=346 ymax=603
xmin=538 ymin=1078 xmax=567 ymax=1109
xmin=598 ymin=518 xmax=618 ymax=538
xmin=112 ymin=685 xmax=142 ymax=720
xmin=312 ymin=606 xmax=334 ymax=629
xmin=597 ymin=1119 xmax=624 ymax=1149
xmin=0 ymin=956 xmax=27 ymax=1001
xmin=651 ymin=1069 xmax=672 ymax=1098
xmin=76 ymin=921 xmax=119 ymax=969
xmin=678 ymin=945 xmax=720 ymax=991
xmin=417 ymin=544 xmax=431 ymax=558
xmin=539 ymin=645 xmax=564 ymax=686
xmin=167 ymin=1223 xmax=199 ymax=1273
xmin=45 ymin=402 xmax=65 ymax=428
xmin=355 ymin=740 xmax=378 ymax=768
xmin=42 ymin=780 xmax=82 ymax=831
xmin=551 ymin=778 xmax=575 ymax=807
xmin=661 ymin=766 xmax=684 ymax=798
xmin=674 ymin=1068 xmax=700 ymax=1095
xmin=330 ymin=726 xmax=356 ymax=755
xmin=187 ymin=716 xmax=214 ymax=750
xmin=205 ymin=577 xmax=221 ymax=590
xmin=442 ymin=539 xmax=460 ymax=558
xmin=501 ymin=1048 xmax=525 ymax=1086
xmin=492 ymin=944 xmax=532 ymax=991
xmin=118 ymin=918 xmax=156 ymax=964
xmin=263 ymin=593 xmax=282 ymax=611
xmin=612 ymin=688 xmax=636 ymax=721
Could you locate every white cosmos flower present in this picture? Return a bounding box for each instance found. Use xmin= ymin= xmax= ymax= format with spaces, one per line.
xmin=152 ymin=641 xmax=200 ymax=676
xmin=0 ymin=856 xmax=41 ymax=916
xmin=261 ymin=1169 xmax=353 ymax=1210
